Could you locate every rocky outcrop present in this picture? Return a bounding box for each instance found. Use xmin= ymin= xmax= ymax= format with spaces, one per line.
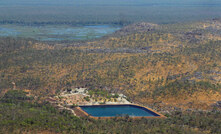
xmin=213 ymin=101 xmax=221 ymax=109
xmin=114 ymin=22 xmax=158 ymax=36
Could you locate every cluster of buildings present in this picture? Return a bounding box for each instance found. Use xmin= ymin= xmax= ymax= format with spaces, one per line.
xmin=48 ymin=87 xmax=130 ymax=107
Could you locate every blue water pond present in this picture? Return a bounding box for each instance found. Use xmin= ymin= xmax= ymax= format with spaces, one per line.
xmin=80 ymin=105 xmax=160 ymax=117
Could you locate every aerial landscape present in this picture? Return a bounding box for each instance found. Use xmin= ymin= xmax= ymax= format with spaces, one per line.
xmin=0 ymin=0 xmax=221 ymax=134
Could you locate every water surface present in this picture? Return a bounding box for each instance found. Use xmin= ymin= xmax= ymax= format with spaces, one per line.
xmin=0 ymin=24 xmax=120 ymax=41
xmin=80 ymin=105 xmax=159 ymax=117
xmin=0 ymin=0 xmax=221 ymax=41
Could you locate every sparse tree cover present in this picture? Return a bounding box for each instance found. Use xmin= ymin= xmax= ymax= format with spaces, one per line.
xmin=0 ymin=20 xmax=221 ymax=133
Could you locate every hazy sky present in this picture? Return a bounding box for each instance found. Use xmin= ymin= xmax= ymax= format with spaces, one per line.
xmin=1 ymin=0 xmax=221 ymax=6
xmin=0 ymin=0 xmax=220 ymax=24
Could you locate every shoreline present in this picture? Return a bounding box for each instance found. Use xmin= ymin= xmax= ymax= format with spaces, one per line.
xmin=74 ymin=104 xmax=166 ymax=119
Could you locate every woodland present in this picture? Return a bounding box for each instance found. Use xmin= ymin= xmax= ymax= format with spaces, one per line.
xmin=0 ymin=19 xmax=221 ymax=133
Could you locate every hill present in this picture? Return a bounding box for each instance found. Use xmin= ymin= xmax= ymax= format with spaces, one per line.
xmin=0 ymin=19 xmax=221 ymax=133
xmin=0 ymin=20 xmax=220 ymax=112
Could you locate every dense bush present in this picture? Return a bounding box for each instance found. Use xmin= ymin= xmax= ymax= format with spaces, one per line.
xmin=0 ymin=100 xmax=221 ymax=134
xmin=1 ymin=90 xmax=33 ymax=103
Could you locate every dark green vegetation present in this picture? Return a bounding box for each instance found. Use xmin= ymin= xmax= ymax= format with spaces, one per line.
xmin=0 ymin=90 xmax=221 ymax=134
xmin=1 ymin=90 xmax=33 ymax=103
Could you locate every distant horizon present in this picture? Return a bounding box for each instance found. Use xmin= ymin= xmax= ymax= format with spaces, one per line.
xmin=1 ymin=0 xmax=221 ymax=6
xmin=0 ymin=0 xmax=221 ymax=24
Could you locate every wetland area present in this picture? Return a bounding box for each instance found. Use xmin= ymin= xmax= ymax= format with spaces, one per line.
xmin=0 ymin=24 xmax=120 ymax=41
